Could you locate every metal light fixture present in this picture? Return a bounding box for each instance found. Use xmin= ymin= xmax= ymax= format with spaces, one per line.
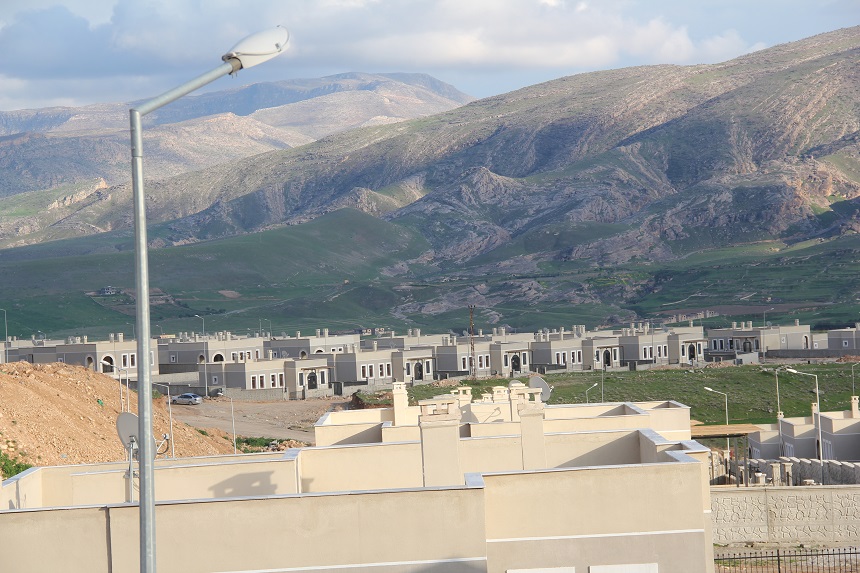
xmin=128 ymin=26 xmax=289 ymax=573
xmin=785 ymin=368 xmax=822 ymax=461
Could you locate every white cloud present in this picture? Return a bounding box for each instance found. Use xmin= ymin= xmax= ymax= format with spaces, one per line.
xmin=0 ymin=0 xmax=853 ymax=108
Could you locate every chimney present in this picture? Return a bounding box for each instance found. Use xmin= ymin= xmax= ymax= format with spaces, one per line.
xmin=851 ymin=396 xmax=859 ymax=419
xmin=795 ymin=319 xmax=800 ymax=326
xmin=316 ymin=329 xmax=321 ymax=337
xmin=407 ymin=329 xmax=413 ymax=337
xmin=415 ymin=329 xmax=421 ymax=337
xmin=82 ymin=336 xmax=88 ymax=343
xmin=117 ymin=333 xmax=124 ymax=342
xmin=479 ymin=329 xmax=483 ymax=336
xmin=323 ymin=328 xmax=329 ymax=337
xmin=267 ymin=350 xmax=273 ymax=360
xmin=296 ymin=331 xmax=301 ymax=338
xmin=732 ymin=322 xmax=737 ymax=329
xmin=109 ymin=333 xmax=115 ymax=342
xmin=372 ymin=341 xmax=378 ymax=351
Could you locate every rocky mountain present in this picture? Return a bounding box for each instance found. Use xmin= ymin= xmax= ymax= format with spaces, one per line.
xmin=2 ymin=28 xmax=860 ymax=333
xmin=0 ymin=72 xmax=472 ymax=198
xmin=128 ymin=26 xmax=860 ymax=267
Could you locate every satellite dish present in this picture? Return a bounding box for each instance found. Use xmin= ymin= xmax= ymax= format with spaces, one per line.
xmin=116 ymin=412 xmax=139 ymax=451
xmin=115 ymin=412 xmax=156 ymax=460
xmin=529 ymin=375 xmax=553 ymax=402
xmin=766 ymin=321 xmax=772 ymax=327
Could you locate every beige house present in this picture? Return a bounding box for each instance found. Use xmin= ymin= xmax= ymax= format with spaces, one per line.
xmin=707 ymin=321 xmax=812 ymax=359
xmin=748 ymin=396 xmax=860 ymax=461
xmin=285 ymin=356 xmax=334 ymax=399
xmin=1 ymin=382 xmax=713 ymax=573
xmin=264 ymin=327 xmax=360 ymax=359
xmin=157 ymin=331 xmax=264 ymax=374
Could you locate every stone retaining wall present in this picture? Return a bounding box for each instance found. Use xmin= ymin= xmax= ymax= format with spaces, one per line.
xmin=711 ymin=486 xmax=860 ymax=545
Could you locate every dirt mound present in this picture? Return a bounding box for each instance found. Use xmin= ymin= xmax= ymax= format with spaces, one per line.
xmin=0 ymin=362 xmax=234 ymax=469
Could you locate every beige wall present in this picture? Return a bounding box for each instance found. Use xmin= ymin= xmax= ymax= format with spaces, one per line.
xmin=482 ymin=462 xmax=710 ymax=573
xmin=298 ymin=442 xmax=423 ymax=492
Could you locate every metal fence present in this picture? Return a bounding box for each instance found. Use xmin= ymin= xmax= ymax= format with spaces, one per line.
xmin=715 ymin=547 xmax=860 ymax=572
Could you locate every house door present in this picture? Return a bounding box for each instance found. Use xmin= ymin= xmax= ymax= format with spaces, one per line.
xmin=603 ymin=350 xmax=611 ymax=367
xmin=511 ymin=354 xmax=521 ymax=372
xmin=307 ymin=372 xmax=317 ymax=389
xmin=414 ymin=361 xmax=424 ymax=381
xmin=688 ymin=344 xmax=697 ymax=360
xmin=743 ymin=340 xmax=752 ymax=353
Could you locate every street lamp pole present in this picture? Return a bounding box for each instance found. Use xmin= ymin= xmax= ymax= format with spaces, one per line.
xmin=851 ymin=363 xmax=857 ymax=396
xmin=774 ymin=369 xmax=784 ymax=456
xmin=0 ymin=308 xmax=7 ymax=364
xmin=229 ymin=396 xmax=237 ymax=454
xmin=195 ymin=314 xmax=208 ymax=398
xmin=786 ymin=368 xmax=823 ymax=461
xmin=151 ymin=382 xmax=175 ymax=459
xmin=763 ymin=307 xmax=774 ymax=327
xmin=101 ymin=359 xmax=129 ymax=412
xmin=704 ymin=386 xmax=730 ymax=453
xmin=586 ymin=382 xmax=598 ymax=403
xmin=128 ymin=26 xmax=289 ymax=573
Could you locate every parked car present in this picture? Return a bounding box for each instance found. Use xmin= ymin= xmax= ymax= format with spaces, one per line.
xmin=171 ymin=393 xmax=202 ymax=405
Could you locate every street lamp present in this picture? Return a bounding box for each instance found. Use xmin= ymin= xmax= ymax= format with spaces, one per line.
xmin=763 ymin=307 xmax=774 ymax=327
xmin=195 ymin=314 xmax=208 ymax=398
xmin=151 ymin=382 xmax=175 ymax=459
xmin=0 ymin=308 xmax=7 ymax=364
xmin=851 ymin=363 xmax=857 ymax=396
xmin=785 ymin=368 xmax=823 ymax=461
xmin=774 ymin=369 xmax=784 ymax=456
xmin=154 ymin=324 xmax=164 ymax=336
xmin=585 ymin=382 xmax=598 ymax=403
xmin=229 ymin=395 xmax=237 ymax=454
xmin=126 ymin=322 xmax=136 ymax=340
xmin=128 ymin=26 xmax=289 ymax=573
xmin=704 ymin=386 xmax=730 ymax=452
xmin=101 ymin=359 xmax=130 ymax=412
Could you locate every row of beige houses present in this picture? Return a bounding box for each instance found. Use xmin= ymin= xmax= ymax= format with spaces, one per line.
xmin=5 ymin=320 xmax=859 ymax=398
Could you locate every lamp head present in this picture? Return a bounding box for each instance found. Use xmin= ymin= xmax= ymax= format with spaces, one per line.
xmin=785 ymin=368 xmax=798 ymax=374
xmin=222 ymin=25 xmax=289 ymax=70
xmin=704 ymin=386 xmax=713 ymax=392
xmin=589 ymin=382 xmax=598 ymax=389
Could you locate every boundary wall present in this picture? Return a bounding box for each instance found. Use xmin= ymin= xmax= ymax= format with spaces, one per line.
xmin=712 ymin=485 xmax=860 ymax=545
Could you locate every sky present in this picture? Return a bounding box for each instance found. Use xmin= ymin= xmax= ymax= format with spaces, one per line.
xmin=0 ymin=0 xmax=856 ymax=111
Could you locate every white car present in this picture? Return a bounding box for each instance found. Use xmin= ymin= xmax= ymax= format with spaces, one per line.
xmin=171 ymin=393 xmax=203 ymax=405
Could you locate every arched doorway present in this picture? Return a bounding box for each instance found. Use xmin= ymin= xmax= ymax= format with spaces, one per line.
xmin=300 ymin=351 xmax=307 ymax=359
xmin=414 ymin=362 xmax=424 ymax=381
xmin=101 ymin=356 xmax=115 ymax=373
xmin=688 ymin=344 xmax=697 ymax=360
xmin=602 ymin=350 xmax=611 ymax=367
xmin=198 ymin=354 xmax=205 ymax=364
xmin=307 ymin=372 xmax=318 ymax=390
xmin=86 ymin=356 xmax=95 ymax=370
xmin=743 ymin=340 xmax=752 ymax=353
xmin=213 ymin=353 xmax=224 ymax=362
xmin=511 ymin=354 xmax=521 ymax=372
xmin=803 ymin=336 xmax=809 ymax=350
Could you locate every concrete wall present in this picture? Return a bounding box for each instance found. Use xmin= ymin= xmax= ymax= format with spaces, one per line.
xmin=711 ymin=486 xmax=860 ymax=545
xmin=1 ymin=487 xmax=488 ymax=573
xmin=483 ymin=462 xmax=710 ymax=573
xmin=298 ymin=442 xmax=424 ymax=492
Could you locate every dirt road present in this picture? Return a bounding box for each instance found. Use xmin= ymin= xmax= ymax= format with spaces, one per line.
xmin=169 ymin=396 xmax=349 ymax=445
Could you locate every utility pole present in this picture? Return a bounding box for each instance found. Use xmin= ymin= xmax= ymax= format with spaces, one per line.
xmin=469 ymin=305 xmax=476 ymax=381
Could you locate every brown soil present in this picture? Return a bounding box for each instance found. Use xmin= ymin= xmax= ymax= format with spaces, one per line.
xmin=0 ymin=362 xmax=341 ymax=470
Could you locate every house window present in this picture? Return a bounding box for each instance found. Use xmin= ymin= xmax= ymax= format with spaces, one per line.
xmin=299 ymin=373 xmax=304 ymax=386
xmin=406 ymin=363 xmax=411 ymax=375
xmin=425 ymin=360 xmax=432 ymax=373
xmin=555 ymin=352 xmax=561 ymax=365
xmin=130 ymin=353 xmax=136 ymax=367
xmin=657 ymin=346 xmax=662 ymax=358
xmin=279 ymin=373 xmax=284 ymax=387
xmin=719 ymin=339 xmax=724 ymax=350
xmin=122 ymin=354 xmax=129 ymax=368
xmin=712 ymin=340 xmax=718 ymax=350
xmin=331 ymin=348 xmax=337 ymax=352
xmin=577 ymin=350 xmax=582 ymax=363
xmin=270 ymin=374 xmax=276 ymax=387
xmin=478 ymin=355 xmax=484 ymax=368
xmin=361 ymin=365 xmax=367 ymax=379
xmin=255 ymin=350 xmax=260 ymax=359
xmin=754 ymin=339 xmax=760 ymax=350
xmin=462 ymin=357 xmax=467 ymax=370
xmin=170 ymin=354 xmax=177 ymax=363
xmin=379 ymin=363 xmax=384 ymax=377
xmin=643 ymin=348 xmax=648 ymax=359
xmin=320 ymin=371 xmax=326 ymax=385
xmin=612 ymin=348 xmax=618 ymax=361
xmin=232 ymin=352 xmax=238 ymax=361
xmin=368 ymin=364 xmax=374 ymax=378
xmin=504 ymin=354 xmax=509 ymax=367
xmin=595 ymin=351 xmax=600 ymax=361
xmin=844 ymin=340 xmax=850 ymax=348
xmin=251 ymin=376 xmax=257 ymax=389
xmin=521 ymin=353 xmax=527 ymax=365
xmin=386 ymin=363 xmax=391 ymax=377
xmin=663 ymin=345 xmax=668 ymax=357
xmin=729 ymin=340 xmax=734 ymax=350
